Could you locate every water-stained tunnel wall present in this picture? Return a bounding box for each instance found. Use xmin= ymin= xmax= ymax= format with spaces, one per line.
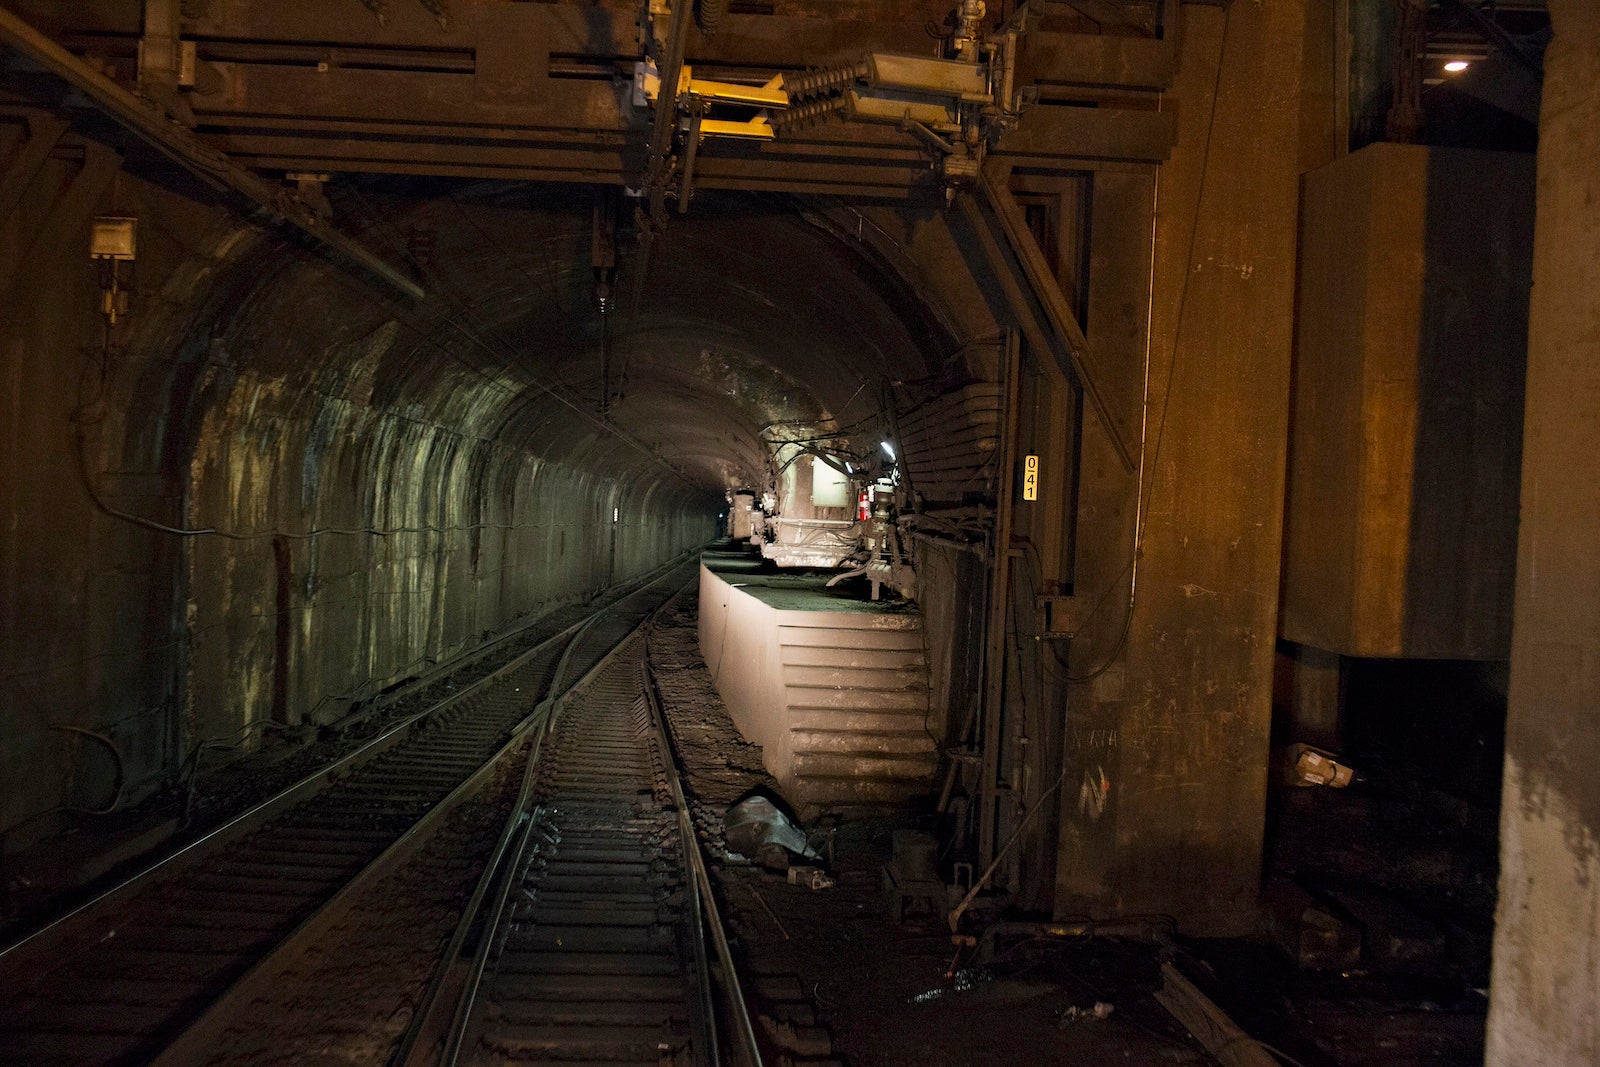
xmin=0 ymin=147 xmax=951 ymax=843
xmin=167 ymin=223 xmax=717 ymax=765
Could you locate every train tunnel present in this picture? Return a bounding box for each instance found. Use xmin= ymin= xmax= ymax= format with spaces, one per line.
xmin=4 ymin=178 xmax=956 ymax=819
xmin=0 ymin=1 xmax=1596 ymax=1064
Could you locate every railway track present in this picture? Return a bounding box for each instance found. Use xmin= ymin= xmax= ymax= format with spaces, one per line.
xmin=398 ymin=614 xmax=761 ymax=1067
xmin=0 ymin=561 xmax=696 ymax=1067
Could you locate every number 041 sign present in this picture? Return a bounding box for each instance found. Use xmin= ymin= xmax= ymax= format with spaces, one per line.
xmin=1022 ymin=455 xmax=1040 ymax=501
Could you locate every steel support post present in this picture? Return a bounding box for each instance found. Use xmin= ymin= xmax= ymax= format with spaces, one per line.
xmin=962 ymin=168 xmax=1135 ymax=472
xmin=978 ymin=328 xmax=1023 ymax=872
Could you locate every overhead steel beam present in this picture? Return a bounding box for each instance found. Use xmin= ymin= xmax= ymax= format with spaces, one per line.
xmin=644 ymin=0 xmax=694 ymax=221
xmin=0 ymin=111 xmax=67 ymax=225
xmin=1437 ymin=0 xmax=1544 ymax=79
xmin=1058 ymin=0 xmax=1157 ymax=34
xmin=0 ymin=139 xmax=120 ymax=295
xmin=0 ymin=7 xmax=425 ymax=302
xmin=961 ymin=164 xmax=1136 ymax=472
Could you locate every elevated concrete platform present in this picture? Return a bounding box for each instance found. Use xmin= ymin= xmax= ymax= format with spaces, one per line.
xmin=697 ymin=550 xmax=937 ymax=814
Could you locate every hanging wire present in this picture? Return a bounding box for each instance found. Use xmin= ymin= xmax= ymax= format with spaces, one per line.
xmin=343 ymin=185 xmax=696 ymax=485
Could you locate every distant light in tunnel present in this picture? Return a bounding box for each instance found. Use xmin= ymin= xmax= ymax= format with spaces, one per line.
xmin=881 ymin=441 xmax=896 ymax=460
xmin=1443 ymin=60 xmax=1469 ymax=72
xmin=845 ymin=461 xmax=854 ymax=473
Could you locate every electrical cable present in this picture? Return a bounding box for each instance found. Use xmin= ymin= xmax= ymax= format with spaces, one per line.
xmin=48 ymin=725 xmax=125 ymax=816
xmin=177 ymin=716 xmax=296 ymax=824
xmin=0 ymin=568 xmax=591 ymax=690
xmin=71 ymin=190 xmax=709 ymax=543
xmin=444 ymin=191 xmax=582 ymax=326
xmin=759 ymin=380 xmax=874 ymax=438
xmin=74 ymin=429 xmax=562 ymax=541
xmin=760 ymin=410 xmax=880 ymax=447
xmin=343 ymin=185 xmax=697 ymax=486
xmin=1254 ymin=1042 xmax=1314 ymax=1067
xmin=771 ymin=440 xmax=858 ymax=480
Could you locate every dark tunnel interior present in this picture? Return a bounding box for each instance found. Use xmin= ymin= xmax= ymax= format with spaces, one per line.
xmin=0 ymin=1 xmax=1595 ymax=1065
xmin=8 ymin=178 xmax=967 ymax=827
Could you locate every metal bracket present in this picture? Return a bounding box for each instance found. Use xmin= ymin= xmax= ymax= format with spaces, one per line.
xmin=1036 ymin=594 xmax=1093 ymax=636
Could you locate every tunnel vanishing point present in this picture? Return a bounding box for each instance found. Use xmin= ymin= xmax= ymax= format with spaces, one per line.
xmin=0 ymin=1 xmax=1596 ymax=1063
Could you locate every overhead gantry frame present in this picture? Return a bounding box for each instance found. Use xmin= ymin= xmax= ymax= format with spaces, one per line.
xmin=0 ymin=5 xmax=425 ymax=301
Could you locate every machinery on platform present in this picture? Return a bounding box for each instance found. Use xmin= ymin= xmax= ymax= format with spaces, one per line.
xmin=732 ymin=430 xmax=918 ymax=601
xmin=822 ymin=477 xmax=917 ymax=602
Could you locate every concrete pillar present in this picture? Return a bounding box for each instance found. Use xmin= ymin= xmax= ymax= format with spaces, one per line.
xmin=1285 ymin=644 xmax=1343 ymax=751
xmin=1053 ymin=0 xmax=1306 ymax=935
xmin=1486 ymin=6 xmax=1600 ymax=1064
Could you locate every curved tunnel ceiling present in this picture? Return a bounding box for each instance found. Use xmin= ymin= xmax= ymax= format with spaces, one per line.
xmin=203 ymin=181 xmax=958 ymax=505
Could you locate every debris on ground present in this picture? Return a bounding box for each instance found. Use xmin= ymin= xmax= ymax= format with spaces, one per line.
xmin=909 ymin=965 xmax=995 ymax=1003
xmin=724 ymin=791 xmax=820 ymax=867
xmin=787 ymin=865 xmax=835 ymax=890
xmin=1057 ymin=1001 xmax=1116 ymax=1026
xmin=1284 ymin=742 xmax=1357 ymax=787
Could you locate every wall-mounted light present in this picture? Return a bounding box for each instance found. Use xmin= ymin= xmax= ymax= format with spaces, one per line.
xmin=90 ymin=217 xmax=137 ymax=261
xmin=1444 ymin=60 xmax=1470 ymax=72
xmin=881 ymin=441 xmax=896 ymax=460
xmin=90 ymin=216 xmax=137 ymax=327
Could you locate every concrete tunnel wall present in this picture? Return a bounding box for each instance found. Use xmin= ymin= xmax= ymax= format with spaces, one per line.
xmin=2 ymin=175 xmax=719 ymax=838
xmin=0 ymin=162 xmax=958 ymax=845
xmin=169 ymin=238 xmax=716 ymax=755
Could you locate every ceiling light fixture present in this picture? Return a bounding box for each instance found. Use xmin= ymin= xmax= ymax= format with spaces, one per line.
xmin=1444 ymin=60 xmax=1470 ymax=72
xmin=881 ymin=441 xmax=896 ymax=460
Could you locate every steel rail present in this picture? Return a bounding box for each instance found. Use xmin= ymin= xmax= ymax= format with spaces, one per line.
xmin=155 ymin=568 xmax=700 ymax=1067
xmin=151 ymin=705 xmax=550 ymax=1066
xmin=440 ymin=620 xmax=660 ymax=1067
xmin=434 ymin=792 xmax=545 ymax=1067
xmin=0 ymin=558 xmax=700 ymax=1066
xmin=0 ymin=546 xmax=698 ymax=977
xmin=0 ymin=629 xmax=572 ymax=1065
xmin=642 ymin=625 xmax=766 ymax=1067
xmin=389 ymin=782 xmax=544 ymax=1067
xmin=393 ymin=575 xmax=700 ymax=1067
xmin=402 ymin=598 xmax=686 ymax=1067
xmin=407 ymin=586 xmax=751 ymax=1067
xmin=0 ymin=620 xmax=575 ymax=979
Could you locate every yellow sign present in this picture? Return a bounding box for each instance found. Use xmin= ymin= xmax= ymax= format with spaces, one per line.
xmin=1023 ymin=454 xmax=1040 ymax=501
